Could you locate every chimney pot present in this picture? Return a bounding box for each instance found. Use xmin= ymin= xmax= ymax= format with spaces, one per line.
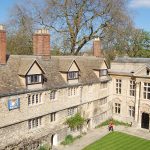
xmin=0 ymin=25 xmax=5 ymax=30
xmin=0 ymin=24 xmax=6 ymax=65
xmin=33 ymin=28 xmax=50 ymax=60
xmin=93 ymin=38 xmax=102 ymax=57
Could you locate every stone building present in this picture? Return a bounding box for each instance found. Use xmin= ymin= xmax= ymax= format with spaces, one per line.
xmin=1 ymin=24 xmax=150 ymax=150
xmin=110 ymin=57 xmax=150 ymax=129
xmin=0 ymin=25 xmax=111 ymax=149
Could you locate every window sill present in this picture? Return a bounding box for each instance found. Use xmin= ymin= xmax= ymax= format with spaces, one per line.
xmin=68 ymin=95 xmax=79 ymax=98
xmin=28 ymin=102 xmax=43 ymax=107
xmin=114 ymin=113 xmax=121 ymax=115
xmin=28 ymin=125 xmax=42 ymax=131
xmin=50 ymin=99 xmax=57 ymax=102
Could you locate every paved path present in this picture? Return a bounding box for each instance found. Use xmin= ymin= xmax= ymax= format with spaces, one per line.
xmin=55 ymin=126 xmax=150 ymax=150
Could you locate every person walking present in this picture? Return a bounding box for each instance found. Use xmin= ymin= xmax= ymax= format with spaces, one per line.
xmin=108 ymin=121 xmax=114 ymax=131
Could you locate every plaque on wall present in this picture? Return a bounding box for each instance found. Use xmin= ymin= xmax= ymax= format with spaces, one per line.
xmin=8 ymin=98 xmax=20 ymax=110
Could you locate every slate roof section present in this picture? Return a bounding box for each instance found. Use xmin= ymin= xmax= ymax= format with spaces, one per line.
xmin=110 ymin=56 xmax=150 ymax=75
xmin=18 ymin=58 xmax=36 ymax=75
xmin=0 ymin=55 xmax=109 ymax=97
xmin=113 ymin=57 xmax=150 ymax=63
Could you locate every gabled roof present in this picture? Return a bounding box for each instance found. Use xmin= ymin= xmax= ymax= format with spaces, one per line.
xmin=68 ymin=60 xmax=80 ymax=72
xmin=0 ymin=55 xmax=109 ymax=97
xmin=18 ymin=59 xmax=45 ymax=76
xmin=59 ymin=58 xmax=80 ymax=72
xmin=59 ymin=57 xmax=74 ymax=72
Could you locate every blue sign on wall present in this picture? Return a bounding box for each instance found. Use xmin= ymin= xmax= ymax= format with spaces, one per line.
xmin=8 ymin=98 xmax=20 ymax=110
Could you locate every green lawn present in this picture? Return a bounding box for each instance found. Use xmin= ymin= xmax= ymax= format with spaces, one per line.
xmin=83 ymin=132 xmax=150 ymax=150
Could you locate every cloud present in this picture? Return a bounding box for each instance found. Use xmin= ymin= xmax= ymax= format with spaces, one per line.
xmin=129 ymin=0 xmax=150 ymax=8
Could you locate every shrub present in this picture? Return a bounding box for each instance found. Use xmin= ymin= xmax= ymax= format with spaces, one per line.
xmin=65 ymin=113 xmax=85 ymax=129
xmin=61 ymin=135 xmax=74 ymax=145
xmin=39 ymin=146 xmax=47 ymax=150
xmin=96 ymin=119 xmax=130 ymax=128
xmin=38 ymin=143 xmax=50 ymax=150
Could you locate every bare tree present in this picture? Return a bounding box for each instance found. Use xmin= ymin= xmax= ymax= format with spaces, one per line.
xmin=8 ymin=0 xmax=131 ymax=55
xmin=6 ymin=3 xmax=34 ymax=55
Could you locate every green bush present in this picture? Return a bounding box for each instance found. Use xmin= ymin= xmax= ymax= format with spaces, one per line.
xmin=38 ymin=143 xmax=50 ymax=150
xmin=39 ymin=146 xmax=47 ymax=150
xmin=66 ymin=113 xmax=85 ymax=129
xmin=61 ymin=135 xmax=74 ymax=145
xmin=96 ymin=119 xmax=130 ymax=128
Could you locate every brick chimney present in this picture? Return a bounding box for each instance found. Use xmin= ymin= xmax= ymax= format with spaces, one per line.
xmin=93 ymin=38 xmax=102 ymax=57
xmin=33 ymin=29 xmax=50 ymax=59
xmin=0 ymin=25 xmax=6 ymax=64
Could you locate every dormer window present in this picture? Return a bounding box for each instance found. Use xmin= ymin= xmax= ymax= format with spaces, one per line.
xmin=99 ymin=69 xmax=108 ymax=77
xmin=26 ymin=74 xmax=42 ymax=85
xmin=67 ymin=71 xmax=79 ymax=80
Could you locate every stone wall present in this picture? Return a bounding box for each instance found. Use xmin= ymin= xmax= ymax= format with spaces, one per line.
xmin=0 ymin=82 xmax=111 ymax=149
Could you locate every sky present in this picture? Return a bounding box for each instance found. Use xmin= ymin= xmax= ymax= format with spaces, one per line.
xmin=0 ymin=0 xmax=150 ymax=31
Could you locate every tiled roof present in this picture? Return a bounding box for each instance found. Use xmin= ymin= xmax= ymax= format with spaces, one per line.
xmin=0 ymin=55 xmax=108 ymax=97
xmin=113 ymin=57 xmax=150 ymax=63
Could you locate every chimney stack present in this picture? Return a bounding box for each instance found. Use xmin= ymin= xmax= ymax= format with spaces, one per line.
xmin=93 ymin=38 xmax=102 ymax=57
xmin=33 ymin=29 xmax=50 ymax=59
xmin=0 ymin=25 xmax=6 ymax=64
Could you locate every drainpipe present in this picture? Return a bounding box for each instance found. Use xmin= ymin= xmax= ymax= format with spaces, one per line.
xmin=137 ymin=82 xmax=141 ymax=126
xmin=135 ymin=81 xmax=141 ymax=127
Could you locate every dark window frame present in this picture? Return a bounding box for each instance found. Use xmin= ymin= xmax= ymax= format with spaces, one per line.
xmin=99 ymin=69 xmax=108 ymax=77
xmin=26 ymin=74 xmax=43 ymax=85
xmin=67 ymin=71 xmax=79 ymax=80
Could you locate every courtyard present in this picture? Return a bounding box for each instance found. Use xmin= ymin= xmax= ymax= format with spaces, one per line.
xmin=83 ymin=131 xmax=150 ymax=150
xmin=57 ymin=126 xmax=150 ymax=150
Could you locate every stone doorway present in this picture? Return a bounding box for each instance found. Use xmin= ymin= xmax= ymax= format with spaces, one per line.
xmin=141 ymin=113 xmax=149 ymax=129
xmin=87 ymin=119 xmax=91 ymax=129
xmin=51 ymin=134 xmax=58 ymax=147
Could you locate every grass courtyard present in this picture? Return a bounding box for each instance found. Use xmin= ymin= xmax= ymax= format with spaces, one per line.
xmin=83 ymin=131 xmax=150 ymax=150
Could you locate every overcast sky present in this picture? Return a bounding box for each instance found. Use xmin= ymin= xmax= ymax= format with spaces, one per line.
xmin=0 ymin=0 xmax=150 ymax=31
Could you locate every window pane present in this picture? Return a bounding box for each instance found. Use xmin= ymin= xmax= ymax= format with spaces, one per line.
xmin=27 ymin=76 xmax=31 ymax=84
xmin=32 ymin=95 xmax=35 ymax=104
xmin=68 ymin=72 xmax=78 ymax=79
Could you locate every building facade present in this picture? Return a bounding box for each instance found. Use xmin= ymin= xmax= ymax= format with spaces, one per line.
xmin=110 ymin=57 xmax=150 ymax=130
xmin=1 ymin=24 xmax=150 ymax=150
xmin=0 ymin=26 xmax=111 ymax=149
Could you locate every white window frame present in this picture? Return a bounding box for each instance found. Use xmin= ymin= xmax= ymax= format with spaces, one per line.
xmin=100 ymin=82 xmax=107 ymax=89
xmin=144 ymin=82 xmax=150 ymax=99
xmin=68 ymin=107 xmax=77 ymax=116
xmin=116 ymin=79 xmax=122 ymax=94
xmin=28 ymin=93 xmax=42 ymax=106
xmin=50 ymin=112 xmax=56 ymax=122
xmin=129 ymin=106 xmax=135 ymax=117
xmin=68 ymin=87 xmax=78 ymax=97
xmin=99 ymin=97 xmax=107 ymax=105
xmin=28 ymin=117 xmax=42 ymax=129
xmin=50 ymin=91 xmax=56 ymax=100
xmin=130 ymin=80 xmax=135 ymax=96
xmin=115 ymin=103 xmax=121 ymax=114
